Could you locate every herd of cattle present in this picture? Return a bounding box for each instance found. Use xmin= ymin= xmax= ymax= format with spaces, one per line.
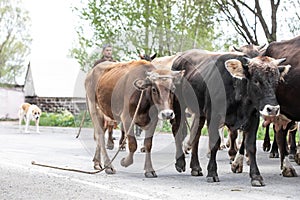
xmin=84 ymin=35 xmax=300 ymax=187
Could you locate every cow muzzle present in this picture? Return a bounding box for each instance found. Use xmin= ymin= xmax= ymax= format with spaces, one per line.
xmin=260 ymin=104 xmax=280 ymax=116
xmin=158 ymin=109 xmax=175 ymax=120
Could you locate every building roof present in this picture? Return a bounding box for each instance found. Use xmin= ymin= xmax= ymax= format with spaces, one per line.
xmin=24 ymin=58 xmax=86 ymax=98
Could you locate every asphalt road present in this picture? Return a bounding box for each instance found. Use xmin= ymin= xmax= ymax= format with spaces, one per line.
xmin=0 ymin=121 xmax=300 ymax=200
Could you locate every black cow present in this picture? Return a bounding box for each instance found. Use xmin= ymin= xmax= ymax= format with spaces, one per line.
xmin=262 ymin=36 xmax=300 ymax=176
xmin=171 ymin=49 xmax=289 ymax=186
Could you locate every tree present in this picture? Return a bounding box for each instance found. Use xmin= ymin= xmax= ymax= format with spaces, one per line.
xmin=0 ymin=0 xmax=31 ymax=84
xmin=71 ymin=0 xmax=216 ymax=71
xmin=214 ymin=0 xmax=300 ymax=45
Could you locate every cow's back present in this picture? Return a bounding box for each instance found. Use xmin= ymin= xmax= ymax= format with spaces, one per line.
xmin=172 ymin=49 xmax=249 ymax=128
xmin=264 ymin=36 xmax=300 ymax=120
xmin=85 ymin=61 xmax=115 ymax=100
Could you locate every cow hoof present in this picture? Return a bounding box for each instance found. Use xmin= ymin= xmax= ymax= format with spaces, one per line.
xmin=251 ymin=179 xmax=265 ymax=187
xmin=288 ymin=154 xmax=295 ymax=161
xmin=94 ymin=164 xmax=103 ymax=170
xmin=295 ymin=153 xmax=300 ymax=165
xmin=269 ymin=152 xmax=279 ymax=158
xmin=191 ymin=168 xmax=203 ymax=176
xmin=140 ymin=146 xmax=146 ymax=153
xmin=206 ymin=176 xmax=219 ymax=183
xmin=251 ymin=175 xmax=265 ymax=187
xmin=145 ymin=171 xmax=157 ymax=178
xmin=105 ymin=167 xmax=116 ymax=174
xmin=231 ymin=163 xmax=243 ymax=173
xmin=282 ymin=166 xmax=298 ymax=177
xmin=263 ymin=142 xmax=271 ymax=152
xmin=219 ymin=145 xmax=226 ymax=150
xmin=120 ymin=157 xmax=133 ymax=167
xmin=175 ymin=155 xmax=186 ymax=173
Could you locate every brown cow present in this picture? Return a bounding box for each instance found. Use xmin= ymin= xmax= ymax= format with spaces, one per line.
xmin=261 ymin=36 xmax=300 ymax=176
xmin=85 ymin=61 xmax=119 ymax=152
xmin=92 ymin=60 xmax=183 ymax=177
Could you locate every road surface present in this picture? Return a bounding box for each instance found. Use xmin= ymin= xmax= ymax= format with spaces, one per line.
xmin=0 ymin=121 xmax=299 ymax=200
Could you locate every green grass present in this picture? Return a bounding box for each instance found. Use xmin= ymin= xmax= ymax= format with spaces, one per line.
xmin=156 ymin=119 xmax=275 ymax=141
xmin=26 ymin=110 xmax=76 ymax=127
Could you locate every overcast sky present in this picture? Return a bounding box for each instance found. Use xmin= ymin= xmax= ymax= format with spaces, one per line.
xmin=23 ymin=0 xmax=77 ymax=61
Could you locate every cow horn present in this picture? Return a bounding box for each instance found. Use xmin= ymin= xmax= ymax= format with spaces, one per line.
xmin=272 ymin=58 xmax=286 ymax=66
xmin=233 ymin=46 xmax=242 ymax=52
xmin=258 ymin=44 xmax=266 ymax=51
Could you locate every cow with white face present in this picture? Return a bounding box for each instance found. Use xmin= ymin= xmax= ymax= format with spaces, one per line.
xmin=88 ymin=60 xmax=183 ymax=177
xmin=171 ymin=49 xmax=290 ymax=186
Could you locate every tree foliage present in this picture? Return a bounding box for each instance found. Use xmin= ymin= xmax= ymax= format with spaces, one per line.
xmin=0 ymin=0 xmax=31 ymax=84
xmin=71 ymin=0 xmax=216 ymax=71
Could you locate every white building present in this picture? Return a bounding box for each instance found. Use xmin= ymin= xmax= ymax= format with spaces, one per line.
xmin=24 ymin=58 xmax=87 ymax=114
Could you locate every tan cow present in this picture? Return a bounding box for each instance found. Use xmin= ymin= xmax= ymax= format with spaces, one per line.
xmin=88 ymin=60 xmax=183 ymax=177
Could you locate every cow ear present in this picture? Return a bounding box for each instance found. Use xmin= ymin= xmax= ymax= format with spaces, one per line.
xmin=172 ymin=70 xmax=185 ymax=84
xmin=278 ymin=65 xmax=291 ymax=81
xmin=224 ymin=59 xmax=245 ymax=79
xmin=133 ymin=79 xmax=151 ymax=90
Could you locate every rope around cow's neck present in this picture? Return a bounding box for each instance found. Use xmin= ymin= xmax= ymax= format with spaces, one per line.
xmin=31 ymin=90 xmax=145 ymax=174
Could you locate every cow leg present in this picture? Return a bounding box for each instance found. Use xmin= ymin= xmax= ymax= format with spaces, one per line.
xmin=295 ymin=141 xmax=300 ymax=165
xmin=208 ymin=127 xmax=225 ymax=157
xmin=171 ymin=98 xmax=187 ymax=173
xmin=228 ymin=129 xmax=238 ymax=163
xmin=219 ymin=127 xmax=226 ymax=150
xmin=237 ymin=130 xmax=243 ymax=148
xmin=106 ymin=124 xmax=114 ymax=150
xmin=143 ymin=120 xmax=158 ymax=178
xmin=93 ymin=143 xmax=102 ymax=170
xmin=119 ymin=123 xmax=126 ymax=151
xmin=263 ymin=124 xmax=271 ymax=152
xmin=98 ymin=122 xmax=116 ymax=174
xmin=120 ymin=116 xmax=137 ymax=168
xmin=288 ymin=123 xmax=297 ymax=160
xmin=190 ymin=116 xmax=205 ymax=176
xmin=231 ymin=134 xmax=245 ymax=173
xmin=276 ymin=123 xmax=297 ymax=177
xmin=87 ymin=97 xmax=115 ymax=174
xmin=269 ymin=126 xmax=279 ymax=158
xmin=244 ymin=115 xmax=264 ymax=187
xmin=87 ymin=97 xmax=103 ymax=170
xmin=206 ymin=117 xmax=221 ymax=183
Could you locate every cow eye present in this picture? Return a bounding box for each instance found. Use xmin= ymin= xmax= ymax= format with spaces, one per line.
xmin=253 ymin=79 xmax=260 ymax=86
xmin=171 ymin=85 xmax=176 ymax=92
xmin=152 ymin=87 xmax=157 ymax=94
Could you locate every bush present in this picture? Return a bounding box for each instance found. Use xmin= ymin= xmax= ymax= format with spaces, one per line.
xmin=74 ymin=110 xmax=93 ymax=127
xmin=155 ymin=118 xmax=273 ymax=141
xmin=38 ymin=110 xmax=75 ymax=127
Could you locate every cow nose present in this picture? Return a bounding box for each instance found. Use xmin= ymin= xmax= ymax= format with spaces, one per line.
xmin=260 ymin=105 xmax=280 ymax=116
xmin=159 ymin=110 xmax=175 ymax=120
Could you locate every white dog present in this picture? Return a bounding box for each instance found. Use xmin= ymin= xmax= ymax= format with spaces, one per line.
xmin=18 ymin=103 xmax=42 ymax=133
